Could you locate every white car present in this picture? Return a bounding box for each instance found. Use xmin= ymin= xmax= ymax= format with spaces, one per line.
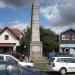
xmin=48 ymin=57 xmax=75 ymax=75
xmin=0 ymin=54 xmax=34 ymax=68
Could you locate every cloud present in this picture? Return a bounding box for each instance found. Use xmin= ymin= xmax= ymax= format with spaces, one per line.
xmin=0 ymin=21 xmax=30 ymax=31
xmin=49 ymin=23 xmax=75 ymax=34
xmin=0 ymin=0 xmax=48 ymax=8
xmin=58 ymin=0 xmax=75 ymax=25
xmin=40 ymin=4 xmax=60 ymax=21
xmin=0 ymin=1 xmax=7 ymax=8
xmin=11 ymin=21 xmax=30 ymax=31
xmin=50 ymin=26 xmax=68 ymax=34
xmin=0 ymin=0 xmax=32 ymax=7
xmin=40 ymin=0 xmax=75 ymax=27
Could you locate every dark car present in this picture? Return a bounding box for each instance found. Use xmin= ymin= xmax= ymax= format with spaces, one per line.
xmin=0 ymin=61 xmax=45 ymax=75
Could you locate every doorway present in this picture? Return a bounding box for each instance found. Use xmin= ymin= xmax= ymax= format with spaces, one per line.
xmin=64 ymin=48 xmax=70 ymax=54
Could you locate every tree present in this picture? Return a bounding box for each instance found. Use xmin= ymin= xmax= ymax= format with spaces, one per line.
xmin=20 ymin=26 xmax=31 ymax=55
xmin=20 ymin=26 xmax=59 ymax=56
xmin=40 ymin=27 xmax=59 ymax=56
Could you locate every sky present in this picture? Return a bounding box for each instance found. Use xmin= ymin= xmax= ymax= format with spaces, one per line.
xmin=0 ymin=0 xmax=75 ymax=34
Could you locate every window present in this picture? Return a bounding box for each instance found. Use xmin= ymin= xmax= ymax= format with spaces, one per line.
xmin=57 ymin=58 xmax=75 ymax=63
xmin=62 ymin=35 xmax=70 ymax=40
xmin=0 ymin=56 xmax=4 ymax=60
xmin=72 ymin=35 xmax=75 ymax=40
xmin=6 ymin=56 xmax=18 ymax=64
xmin=70 ymin=58 xmax=75 ymax=63
xmin=5 ymin=35 xmax=9 ymax=40
xmin=57 ymin=58 xmax=65 ymax=62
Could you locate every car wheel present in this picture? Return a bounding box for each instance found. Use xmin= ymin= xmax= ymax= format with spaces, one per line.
xmin=59 ymin=68 xmax=67 ymax=75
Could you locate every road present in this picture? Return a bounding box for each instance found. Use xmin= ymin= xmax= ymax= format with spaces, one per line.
xmin=44 ymin=72 xmax=75 ymax=75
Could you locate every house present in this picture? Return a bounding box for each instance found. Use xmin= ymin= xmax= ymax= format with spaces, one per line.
xmin=0 ymin=27 xmax=23 ymax=54
xmin=59 ymin=28 xmax=75 ymax=55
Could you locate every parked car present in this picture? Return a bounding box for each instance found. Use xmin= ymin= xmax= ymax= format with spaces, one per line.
xmin=48 ymin=57 xmax=75 ymax=75
xmin=0 ymin=54 xmax=34 ymax=68
xmin=0 ymin=61 xmax=45 ymax=75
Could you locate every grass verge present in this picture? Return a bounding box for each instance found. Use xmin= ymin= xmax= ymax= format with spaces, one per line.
xmin=35 ymin=63 xmax=48 ymax=71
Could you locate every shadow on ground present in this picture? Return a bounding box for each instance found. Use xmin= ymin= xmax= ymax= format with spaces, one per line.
xmin=44 ymin=72 xmax=60 ymax=75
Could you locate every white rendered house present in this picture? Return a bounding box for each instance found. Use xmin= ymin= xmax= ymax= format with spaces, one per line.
xmin=0 ymin=27 xmax=23 ymax=53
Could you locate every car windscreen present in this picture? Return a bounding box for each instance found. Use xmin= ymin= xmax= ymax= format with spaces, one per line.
xmin=0 ymin=63 xmax=21 ymax=75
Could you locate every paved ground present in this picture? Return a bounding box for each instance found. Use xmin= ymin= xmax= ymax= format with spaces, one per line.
xmin=44 ymin=72 xmax=75 ymax=75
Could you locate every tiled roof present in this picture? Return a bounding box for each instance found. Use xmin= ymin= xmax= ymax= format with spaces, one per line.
xmin=0 ymin=27 xmax=23 ymax=39
xmin=11 ymin=28 xmax=23 ymax=39
xmin=0 ymin=29 xmax=3 ymax=32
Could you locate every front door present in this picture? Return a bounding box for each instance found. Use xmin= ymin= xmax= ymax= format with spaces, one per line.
xmin=64 ymin=48 xmax=70 ymax=54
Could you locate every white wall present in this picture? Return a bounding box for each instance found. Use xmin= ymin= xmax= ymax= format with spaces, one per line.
xmin=0 ymin=29 xmax=20 ymax=51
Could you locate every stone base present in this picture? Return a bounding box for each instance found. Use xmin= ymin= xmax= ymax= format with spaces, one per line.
xmin=30 ymin=41 xmax=43 ymax=62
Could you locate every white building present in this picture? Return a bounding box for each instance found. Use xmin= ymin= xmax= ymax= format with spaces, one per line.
xmin=0 ymin=27 xmax=23 ymax=53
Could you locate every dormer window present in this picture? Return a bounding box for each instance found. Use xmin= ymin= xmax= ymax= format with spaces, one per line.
xmin=5 ymin=35 xmax=9 ymax=40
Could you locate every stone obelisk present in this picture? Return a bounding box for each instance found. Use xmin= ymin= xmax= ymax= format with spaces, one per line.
xmin=30 ymin=0 xmax=43 ymax=62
